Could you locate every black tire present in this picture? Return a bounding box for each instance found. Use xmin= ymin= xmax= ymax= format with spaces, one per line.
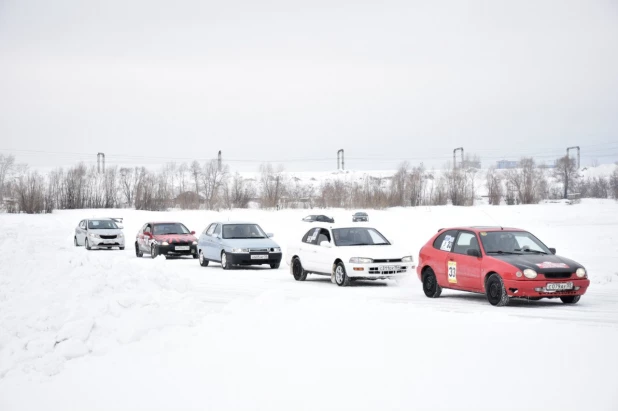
xmin=291 ymin=258 xmax=307 ymax=281
xmin=119 ymin=247 xmax=125 ymax=250
xmin=85 ymin=238 xmax=91 ymax=250
xmin=422 ymin=268 xmax=442 ymax=298
xmin=561 ymin=295 xmax=581 ymax=304
xmin=221 ymin=251 xmax=230 ymax=270
xmin=74 ymin=237 xmax=79 ymax=247
xmin=193 ymin=253 xmax=199 ymax=259
xmin=199 ymin=250 xmax=209 ymax=267
xmin=486 ymin=274 xmax=510 ymax=307
xmin=334 ymin=262 xmax=351 ymax=287
xmin=270 ymin=262 xmax=280 ymax=269
xmin=135 ymin=242 xmax=143 ymax=257
xmin=150 ymin=244 xmax=158 ymax=259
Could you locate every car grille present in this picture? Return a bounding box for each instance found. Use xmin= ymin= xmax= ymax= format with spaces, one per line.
xmin=369 ymin=266 xmax=407 ymax=274
xmin=100 ymin=235 xmax=117 ymax=240
xmin=543 ymin=272 xmax=572 ymax=279
xmin=250 ymin=248 xmax=269 ymax=253
xmin=172 ymin=241 xmax=191 ymax=246
xmin=373 ymin=259 xmax=403 ymax=263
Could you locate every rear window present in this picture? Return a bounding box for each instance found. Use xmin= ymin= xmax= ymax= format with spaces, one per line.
xmin=88 ymin=220 xmax=118 ymax=229
xmin=432 ymin=230 xmax=458 ymax=252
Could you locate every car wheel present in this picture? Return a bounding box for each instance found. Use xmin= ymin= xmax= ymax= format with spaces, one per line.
xmin=422 ymin=268 xmax=442 ymax=298
xmin=74 ymin=237 xmax=79 ymax=247
xmin=560 ymin=295 xmax=581 ymax=304
xmin=135 ymin=242 xmax=143 ymax=257
xmin=85 ymin=239 xmax=91 ymax=250
xmin=193 ymin=253 xmax=199 ymax=259
xmin=486 ymin=274 xmax=510 ymax=307
xmin=199 ymin=250 xmax=209 ymax=267
xmin=150 ymin=244 xmax=158 ymax=259
xmin=221 ymin=252 xmax=230 ymax=270
xmin=292 ymin=258 xmax=307 ymax=281
xmin=119 ymin=247 xmax=125 ymax=250
xmin=270 ymin=262 xmax=280 ymax=269
xmin=334 ymin=262 xmax=350 ymax=287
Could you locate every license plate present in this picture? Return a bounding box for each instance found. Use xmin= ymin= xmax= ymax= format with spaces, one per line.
xmin=546 ymin=282 xmax=573 ymax=291
xmin=251 ymin=254 xmax=268 ymax=260
xmin=378 ymin=265 xmax=395 ymax=272
xmin=175 ymin=246 xmax=190 ymax=251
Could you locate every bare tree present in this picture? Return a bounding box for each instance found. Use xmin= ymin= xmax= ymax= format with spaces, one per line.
xmin=553 ymin=155 xmax=579 ymax=199
xmin=505 ymin=157 xmax=546 ymax=204
xmin=14 ymin=171 xmax=47 ymax=213
xmin=200 ymin=160 xmax=229 ymax=210
xmin=260 ymin=163 xmax=287 ymax=208
xmin=486 ymin=167 xmax=503 ymax=205
xmin=190 ymin=160 xmax=201 ymax=208
xmin=390 ymin=162 xmax=409 ymax=206
xmin=0 ymin=154 xmax=15 ymax=203
xmin=407 ymin=165 xmax=426 ymax=206
xmin=609 ymin=167 xmax=618 ymax=199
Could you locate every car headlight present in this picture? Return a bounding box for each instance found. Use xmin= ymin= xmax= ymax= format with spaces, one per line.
xmin=270 ymin=247 xmax=281 ymax=253
xmin=349 ymin=257 xmax=373 ymax=264
xmin=192 ymin=241 xmax=197 ymax=245
xmin=89 ymin=233 xmax=99 ymax=238
xmin=523 ymin=269 xmax=537 ymax=279
xmin=118 ymin=233 xmax=124 ymax=237
xmin=402 ymin=256 xmax=414 ymax=262
xmin=162 ymin=241 xmax=169 ymax=246
xmin=231 ymin=248 xmax=250 ymax=253
xmin=576 ymin=268 xmax=587 ymax=278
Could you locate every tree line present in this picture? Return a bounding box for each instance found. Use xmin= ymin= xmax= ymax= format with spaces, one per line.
xmin=1 ymin=153 xmax=617 ymax=214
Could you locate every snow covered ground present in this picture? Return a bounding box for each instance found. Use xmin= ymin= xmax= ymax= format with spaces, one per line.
xmin=1 ymin=200 xmax=618 ymax=410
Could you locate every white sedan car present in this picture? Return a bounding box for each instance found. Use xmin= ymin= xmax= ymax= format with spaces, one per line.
xmin=74 ymin=218 xmax=125 ymax=250
xmin=286 ymin=225 xmax=415 ymax=286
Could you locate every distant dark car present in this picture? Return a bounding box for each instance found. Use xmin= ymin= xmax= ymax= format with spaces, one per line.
xmin=352 ymin=212 xmax=369 ymax=222
xmin=302 ymin=215 xmax=335 ymax=223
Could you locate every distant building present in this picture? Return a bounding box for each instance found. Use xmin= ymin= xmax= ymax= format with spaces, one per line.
xmin=461 ymin=159 xmax=482 ymax=169
xmin=496 ymin=160 xmax=519 ymax=169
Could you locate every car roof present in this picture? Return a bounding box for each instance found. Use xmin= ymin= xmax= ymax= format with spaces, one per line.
xmin=304 ymin=223 xmax=374 ymax=230
xmin=149 ymin=221 xmax=183 ymax=225
xmin=213 ymin=221 xmax=259 ymax=225
xmin=438 ymin=226 xmax=526 ymax=233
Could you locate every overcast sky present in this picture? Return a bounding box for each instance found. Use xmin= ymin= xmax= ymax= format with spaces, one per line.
xmin=1 ymin=0 xmax=617 ymax=172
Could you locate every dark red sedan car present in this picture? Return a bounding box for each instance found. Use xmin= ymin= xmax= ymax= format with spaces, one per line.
xmin=417 ymin=227 xmax=590 ymax=306
xmin=135 ymin=221 xmax=198 ymax=259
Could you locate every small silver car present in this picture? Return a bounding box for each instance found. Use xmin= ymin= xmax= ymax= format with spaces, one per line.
xmin=196 ymin=221 xmax=282 ymax=269
xmin=74 ymin=218 xmax=125 ymax=250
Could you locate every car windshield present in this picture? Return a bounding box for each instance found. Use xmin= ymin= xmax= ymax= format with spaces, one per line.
xmin=480 ymin=231 xmax=551 ymax=254
xmin=332 ymin=227 xmax=390 ymax=246
xmin=88 ymin=220 xmax=118 ymax=229
xmin=222 ymin=224 xmax=267 ymax=239
xmin=153 ymin=223 xmax=190 ymax=235
xmin=355 ymin=212 xmax=367 ymax=216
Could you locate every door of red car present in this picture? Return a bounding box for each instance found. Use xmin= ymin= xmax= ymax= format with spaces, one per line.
xmin=429 ymin=229 xmax=459 ymax=286
xmin=447 ymin=231 xmax=483 ymax=291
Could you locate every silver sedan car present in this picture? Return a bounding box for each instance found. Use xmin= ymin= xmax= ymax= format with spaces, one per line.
xmin=74 ymin=218 xmax=125 ymax=250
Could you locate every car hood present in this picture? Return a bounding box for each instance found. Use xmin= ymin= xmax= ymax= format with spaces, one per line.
xmin=89 ymin=229 xmax=123 ymax=236
xmin=336 ymin=245 xmax=412 ymax=260
xmin=153 ymin=234 xmax=197 ymax=243
xmin=222 ymin=238 xmax=280 ymax=248
xmin=489 ymin=253 xmax=583 ymax=272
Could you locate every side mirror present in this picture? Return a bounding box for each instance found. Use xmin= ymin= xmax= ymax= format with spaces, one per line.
xmin=266 ymin=233 xmax=274 ymax=238
xmin=549 ymin=248 xmax=556 ymax=255
xmin=117 ymin=225 xmax=124 ymax=229
xmin=467 ymin=249 xmax=481 ymax=258
xmin=320 ymin=241 xmax=332 ymax=248
xmin=190 ymin=231 xmax=196 ymax=235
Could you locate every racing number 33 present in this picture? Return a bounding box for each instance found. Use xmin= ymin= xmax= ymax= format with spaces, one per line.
xmin=448 ymin=261 xmax=457 ymax=284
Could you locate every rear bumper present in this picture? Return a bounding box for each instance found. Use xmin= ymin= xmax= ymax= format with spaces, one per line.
xmin=503 ymin=278 xmax=590 ymax=298
xmin=227 ymin=252 xmax=282 ymax=266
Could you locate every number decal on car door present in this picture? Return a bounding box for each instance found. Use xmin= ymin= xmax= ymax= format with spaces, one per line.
xmin=448 ymin=261 xmax=457 ymax=284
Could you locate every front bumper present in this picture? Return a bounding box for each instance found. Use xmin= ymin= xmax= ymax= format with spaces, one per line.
xmin=157 ymin=244 xmax=197 ymax=256
xmin=345 ymin=262 xmax=414 ymax=279
xmin=227 ymin=252 xmax=282 ymax=266
xmin=90 ymin=237 xmax=125 ymax=248
xmin=503 ymin=278 xmax=590 ymax=298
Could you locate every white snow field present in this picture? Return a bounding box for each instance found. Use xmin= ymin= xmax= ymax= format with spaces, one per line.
xmin=1 ymin=200 xmax=618 ymax=411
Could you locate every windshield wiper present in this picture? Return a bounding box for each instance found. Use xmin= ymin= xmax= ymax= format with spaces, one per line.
xmin=486 ymin=250 xmax=522 ymax=255
xmin=516 ymin=249 xmax=548 ymax=254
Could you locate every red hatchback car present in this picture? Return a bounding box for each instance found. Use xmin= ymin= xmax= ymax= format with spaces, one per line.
xmin=417 ymin=227 xmax=590 ymax=306
xmin=135 ymin=221 xmax=199 ymax=259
